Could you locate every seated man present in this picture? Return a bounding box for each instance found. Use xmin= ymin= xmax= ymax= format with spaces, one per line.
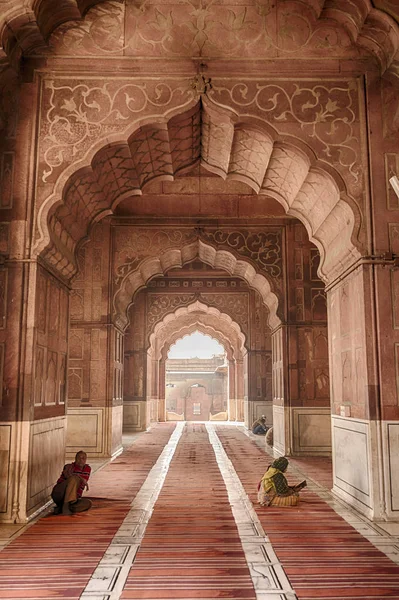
xmin=257 ymin=456 xmax=307 ymax=507
xmin=51 ymin=450 xmax=92 ymax=515
xmin=251 ymin=415 xmax=269 ymax=435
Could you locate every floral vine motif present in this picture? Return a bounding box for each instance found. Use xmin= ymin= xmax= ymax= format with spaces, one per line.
xmin=114 ymin=229 xmax=197 ymax=287
xmin=202 ymin=293 xmax=249 ymax=333
xmin=147 ymin=294 xmax=196 ymax=328
xmin=200 ymin=229 xmax=282 ymax=280
xmin=125 ymin=0 xmax=360 ymax=58
xmin=209 ymin=80 xmax=360 ymax=184
xmin=40 ymin=79 xmax=195 ymax=182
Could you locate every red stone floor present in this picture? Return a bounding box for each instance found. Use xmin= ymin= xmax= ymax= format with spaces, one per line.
xmin=1 ymin=423 xmax=399 ymax=600
xmin=122 ymin=422 xmax=256 ymax=599
xmin=218 ymin=426 xmax=399 ymax=599
xmin=0 ymin=423 xmax=176 ymax=600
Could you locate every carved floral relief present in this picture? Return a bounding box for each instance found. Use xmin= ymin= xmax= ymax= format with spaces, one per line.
xmin=41 ymin=0 xmax=363 ymax=60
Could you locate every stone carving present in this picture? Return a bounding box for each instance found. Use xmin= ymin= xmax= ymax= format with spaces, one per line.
xmin=39 ymin=78 xmax=195 ymax=183
xmin=0 ymin=151 xmax=14 ymax=209
xmin=59 ymin=354 xmax=66 ymax=404
xmin=385 ymin=153 xmax=399 ymax=210
xmin=68 ymin=368 xmax=83 ymax=399
xmin=295 ymin=287 xmax=305 ymax=321
xmin=294 ymin=248 xmax=303 ymax=280
xmin=45 ymin=352 xmax=57 ymax=405
xmin=114 ymin=226 xmax=282 ymax=291
xmin=310 ymin=248 xmax=321 ymax=280
xmin=114 ymin=228 xmax=197 ymax=287
xmin=311 ymin=289 xmax=327 ymax=321
xmin=202 ymin=293 xmax=249 ymax=334
xmin=69 ymin=330 xmax=84 ymax=360
xmin=38 ymin=0 xmax=387 ymax=63
xmin=0 ymin=270 xmax=7 ymax=330
xmin=191 ymin=74 xmax=212 ymax=95
xmin=36 ymin=271 xmax=48 ymax=333
xmin=70 ymin=289 xmax=84 ymax=321
xmin=209 ymin=79 xmax=361 ymax=187
xmin=147 ymin=291 xmax=249 ymax=336
xmin=34 ymin=346 xmax=44 ymax=405
xmin=147 ymin=294 xmax=196 ymax=328
xmin=47 ymin=1 xmax=125 ymax=56
xmin=382 ymin=78 xmax=399 ymax=142
xmin=200 ymin=228 xmax=282 ymax=280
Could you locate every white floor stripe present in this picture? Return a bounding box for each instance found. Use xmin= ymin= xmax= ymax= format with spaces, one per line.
xmin=80 ymin=422 xmax=185 ymax=600
xmin=206 ymin=423 xmax=298 ymax=600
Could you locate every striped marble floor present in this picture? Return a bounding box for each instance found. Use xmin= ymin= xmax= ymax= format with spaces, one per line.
xmin=1 ymin=423 xmax=399 ymax=600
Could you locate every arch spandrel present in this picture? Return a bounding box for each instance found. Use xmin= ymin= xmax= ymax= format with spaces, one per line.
xmin=114 ymin=239 xmax=281 ymax=332
xmin=36 ymin=98 xmax=363 ymax=289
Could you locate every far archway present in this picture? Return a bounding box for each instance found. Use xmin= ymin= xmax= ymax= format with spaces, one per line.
xmin=165 ymin=331 xmax=229 ymax=422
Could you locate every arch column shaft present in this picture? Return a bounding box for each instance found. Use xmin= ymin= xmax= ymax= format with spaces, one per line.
xmin=67 ymin=222 xmax=123 ymax=459
xmin=1 ymin=261 xmax=69 ymax=523
xmin=245 ymin=350 xmax=273 ymax=427
xmin=328 ymin=262 xmax=399 ymax=521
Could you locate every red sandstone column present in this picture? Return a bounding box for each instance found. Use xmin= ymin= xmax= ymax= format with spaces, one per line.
xmin=158 ymin=358 xmax=166 ymax=422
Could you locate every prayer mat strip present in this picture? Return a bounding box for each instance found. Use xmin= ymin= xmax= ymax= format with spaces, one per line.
xmin=0 ymin=423 xmax=176 ymax=600
xmin=122 ymin=422 xmax=257 ymax=600
xmin=217 ymin=426 xmax=399 ymax=600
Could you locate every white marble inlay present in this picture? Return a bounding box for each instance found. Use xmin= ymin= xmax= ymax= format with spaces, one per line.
xmin=206 ymin=423 xmax=298 ymax=600
xmin=80 ymin=422 xmax=185 ymax=599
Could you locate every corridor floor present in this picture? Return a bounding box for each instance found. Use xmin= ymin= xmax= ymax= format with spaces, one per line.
xmin=1 ymin=423 xmax=399 ymax=599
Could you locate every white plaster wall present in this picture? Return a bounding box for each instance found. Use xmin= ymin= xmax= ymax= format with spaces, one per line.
xmin=123 ymin=400 xmax=146 ymax=432
xmin=332 ymin=415 xmax=373 ymax=516
xmin=273 ymin=404 xmax=286 ymax=456
xmin=111 ymin=404 xmax=123 ymax=458
xmin=382 ymin=421 xmax=399 ymax=518
xmin=292 ymin=407 xmax=331 ymax=455
xmin=67 ymin=407 xmax=104 ymax=456
xmin=28 ymin=417 xmax=66 ymax=515
xmin=0 ymin=424 xmax=11 ymax=515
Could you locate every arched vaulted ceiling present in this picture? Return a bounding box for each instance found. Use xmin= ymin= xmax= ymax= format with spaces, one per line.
xmin=42 ymin=100 xmax=360 ymax=287
xmin=0 ymin=1 xmax=398 ymax=72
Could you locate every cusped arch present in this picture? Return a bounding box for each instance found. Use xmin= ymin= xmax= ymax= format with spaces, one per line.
xmin=157 ymin=323 xmax=237 ymax=363
xmin=115 ymin=242 xmax=279 ymax=331
xmin=148 ymin=301 xmax=247 ymax=361
xmin=38 ymin=99 xmax=362 ymax=287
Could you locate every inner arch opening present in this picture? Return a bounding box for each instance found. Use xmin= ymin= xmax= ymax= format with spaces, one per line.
xmin=166 ymin=331 xmax=229 ymax=422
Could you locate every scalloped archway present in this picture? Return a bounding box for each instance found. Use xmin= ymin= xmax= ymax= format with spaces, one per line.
xmin=148 ymin=300 xmax=247 ymax=361
xmin=115 ymin=241 xmax=279 ymax=330
xmin=38 ymin=101 xmax=362 ymax=287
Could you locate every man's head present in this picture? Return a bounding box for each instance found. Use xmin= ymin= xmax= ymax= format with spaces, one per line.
xmin=75 ymin=451 xmax=87 ymax=468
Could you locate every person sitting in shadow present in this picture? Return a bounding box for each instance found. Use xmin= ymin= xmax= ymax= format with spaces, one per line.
xmin=251 ymin=415 xmax=269 ymax=435
xmin=257 ymin=456 xmax=307 ymax=507
xmin=51 ymin=450 xmax=92 ymax=515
